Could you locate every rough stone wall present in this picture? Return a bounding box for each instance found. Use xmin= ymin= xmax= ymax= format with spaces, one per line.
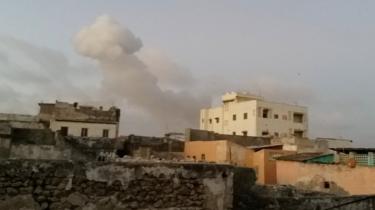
xmin=9 ymin=145 xmax=71 ymax=160
xmin=0 ymin=160 xmax=234 ymax=210
xmin=12 ymin=128 xmax=55 ymax=145
xmin=235 ymin=184 xmax=375 ymax=210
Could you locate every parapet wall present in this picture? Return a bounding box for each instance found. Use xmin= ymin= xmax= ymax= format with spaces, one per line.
xmin=0 ymin=160 xmax=236 ymax=210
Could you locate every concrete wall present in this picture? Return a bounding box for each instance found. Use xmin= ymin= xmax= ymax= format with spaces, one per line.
xmin=184 ymin=140 xmax=253 ymax=168
xmin=256 ymin=100 xmax=308 ymax=137
xmin=200 ymin=93 xmax=308 ymax=138
xmin=315 ymin=138 xmax=353 ymax=148
xmin=50 ymin=120 xmax=117 ymax=138
xmin=0 ymin=160 xmax=236 ymax=210
xmin=276 ymin=160 xmax=375 ymax=195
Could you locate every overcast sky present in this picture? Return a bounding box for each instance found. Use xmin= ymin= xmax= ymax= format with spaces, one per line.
xmin=0 ymin=1 xmax=375 ymax=146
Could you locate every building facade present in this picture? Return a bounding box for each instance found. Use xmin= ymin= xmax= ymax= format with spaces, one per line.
xmin=38 ymin=101 xmax=120 ymax=138
xmin=200 ymin=92 xmax=308 ymax=138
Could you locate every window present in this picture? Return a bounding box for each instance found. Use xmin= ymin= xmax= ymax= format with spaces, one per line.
xmin=232 ymin=114 xmax=237 ymax=121
xmin=274 ymin=132 xmax=279 ymax=137
xmin=274 ymin=114 xmax=279 ymax=119
xmin=81 ymin=128 xmax=88 ymax=137
xmin=232 ymin=132 xmax=236 ymax=135
xmin=261 ymin=131 xmax=269 ymax=136
xmin=324 ymin=181 xmax=330 ymax=189
xmin=215 ymin=117 xmax=220 ymax=123
xmin=103 ymin=129 xmax=109 ymax=138
xmin=60 ymin=127 xmax=68 ymax=136
xmin=294 ymin=130 xmax=304 ymax=138
xmin=262 ymin=109 xmax=270 ymax=118
xmin=209 ymin=119 xmax=212 ymax=124
xmin=244 ymin=113 xmax=248 ymax=119
xmin=242 ymin=131 xmax=248 ymax=136
xmin=282 ymin=115 xmax=288 ymax=120
xmin=201 ymin=154 xmax=206 ymax=161
xmin=293 ymin=113 xmax=304 ymax=123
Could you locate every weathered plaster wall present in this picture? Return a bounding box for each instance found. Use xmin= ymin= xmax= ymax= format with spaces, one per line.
xmin=184 ymin=140 xmax=253 ymax=167
xmin=0 ymin=160 xmax=235 ymax=210
xmin=50 ymin=120 xmax=118 ymax=138
xmin=276 ymin=160 xmax=375 ymax=195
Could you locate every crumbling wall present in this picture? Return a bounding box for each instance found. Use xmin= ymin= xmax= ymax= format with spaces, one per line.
xmin=0 ymin=160 xmax=235 ymax=210
xmin=235 ymin=184 xmax=375 ymax=210
xmin=9 ymin=145 xmax=71 ymax=160
xmin=12 ymin=128 xmax=55 ymax=145
xmin=185 ymin=128 xmax=270 ymax=147
xmin=276 ymin=160 xmax=375 ymax=195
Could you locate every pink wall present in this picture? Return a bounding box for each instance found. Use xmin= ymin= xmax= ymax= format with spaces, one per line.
xmin=277 ymin=160 xmax=375 ymax=195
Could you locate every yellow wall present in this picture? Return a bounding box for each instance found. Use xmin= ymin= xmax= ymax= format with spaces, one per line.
xmin=276 ymin=160 xmax=375 ymax=195
xmin=185 ymin=140 xmax=297 ymax=185
xmin=184 ymin=140 xmax=253 ymax=167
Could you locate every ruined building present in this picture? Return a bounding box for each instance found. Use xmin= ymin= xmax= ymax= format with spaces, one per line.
xmin=200 ymin=92 xmax=308 ymax=138
xmin=38 ymin=101 xmax=120 ymax=138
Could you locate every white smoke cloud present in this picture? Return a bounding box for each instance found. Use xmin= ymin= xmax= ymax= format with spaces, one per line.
xmin=75 ymin=15 xmax=142 ymax=59
xmin=74 ymin=15 xmax=210 ymax=133
xmin=137 ymin=48 xmax=195 ymax=91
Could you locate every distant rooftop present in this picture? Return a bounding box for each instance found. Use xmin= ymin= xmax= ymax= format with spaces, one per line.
xmin=0 ymin=113 xmax=38 ymax=122
xmin=276 ymin=153 xmax=327 ymax=162
xmin=316 ymin=137 xmax=353 ymax=143
xmin=39 ymin=101 xmax=121 ymax=124
xmin=247 ymin=144 xmax=283 ymax=152
xmin=330 ymin=148 xmax=375 ymax=153
xmin=221 ymin=92 xmax=264 ymax=103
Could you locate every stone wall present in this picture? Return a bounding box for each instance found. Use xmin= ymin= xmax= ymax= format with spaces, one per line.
xmin=235 ymin=184 xmax=375 ymax=210
xmin=0 ymin=160 xmax=236 ymax=210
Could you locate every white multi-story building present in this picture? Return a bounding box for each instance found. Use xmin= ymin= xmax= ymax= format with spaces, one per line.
xmin=200 ymin=92 xmax=308 ymax=138
xmin=38 ymin=101 xmax=120 ymax=138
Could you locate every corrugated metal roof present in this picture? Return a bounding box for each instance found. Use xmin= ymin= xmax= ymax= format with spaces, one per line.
xmin=276 ymin=153 xmax=327 ymax=162
xmin=330 ymin=148 xmax=375 ymax=153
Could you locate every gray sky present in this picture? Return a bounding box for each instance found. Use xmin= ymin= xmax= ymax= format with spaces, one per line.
xmin=0 ymin=1 xmax=375 ymax=146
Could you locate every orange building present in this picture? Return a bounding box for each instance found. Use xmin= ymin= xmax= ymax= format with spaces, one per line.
xmin=184 ymin=140 xmax=294 ymax=184
xmin=276 ymin=157 xmax=375 ymax=195
xmin=184 ymin=140 xmax=254 ymax=168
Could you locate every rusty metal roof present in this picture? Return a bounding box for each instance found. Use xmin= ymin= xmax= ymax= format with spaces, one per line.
xmin=275 ymin=153 xmax=327 ymax=162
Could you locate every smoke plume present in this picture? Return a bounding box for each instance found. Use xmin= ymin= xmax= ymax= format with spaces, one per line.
xmin=74 ymin=15 xmax=208 ymax=133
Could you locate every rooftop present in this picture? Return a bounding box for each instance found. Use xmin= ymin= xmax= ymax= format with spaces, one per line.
xmin=330 ymin=148 xmax=375 ymax=153
xmin=247 ymin=144 xmax=283 ymax=152
xmin=276 ymin=153 xmax=328 ymax=162
xmin=39 ymin=101 xmax=120 ymax=124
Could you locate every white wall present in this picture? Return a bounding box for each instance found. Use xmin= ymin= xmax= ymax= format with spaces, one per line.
xmin=256 ymin=100 xmax=308 ymax=137
xmin=200 ymin=95 xmax=308 ymax=138
xmin=200 ymin=100 xmax=258 ymax=136
xmin=50 ymin=120 xmax=118 ymax=138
